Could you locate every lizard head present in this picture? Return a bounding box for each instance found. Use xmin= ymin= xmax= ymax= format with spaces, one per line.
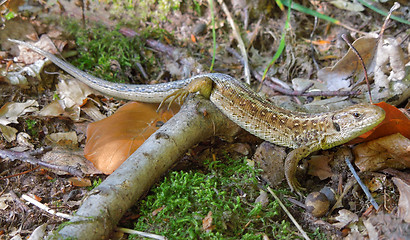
xmin=327 ymin=103 xmax=385 ymax=147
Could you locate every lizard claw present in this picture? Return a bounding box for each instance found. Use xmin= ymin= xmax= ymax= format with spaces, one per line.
xmin=157 ymin=89 xmax=189 ymax=112
xmin=288 ymin=178 xmax=306 ymax=198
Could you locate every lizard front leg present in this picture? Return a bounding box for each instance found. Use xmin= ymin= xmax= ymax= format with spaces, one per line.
xmin=285 ymin=145 xmax=318 ymax=196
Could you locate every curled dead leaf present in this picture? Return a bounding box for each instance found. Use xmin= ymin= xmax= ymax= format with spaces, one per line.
xmin=202 ymin=211 xmax=215 ymax=232
xmin=353 ymin=133 xmax=410 ymax=172
xmin=392 ymin=177 xmax=410 ymax=223
xmin=84 ymin=102 xmax=178 ymax=174
xmin=308 ymin=155 xmax=333 ymax=180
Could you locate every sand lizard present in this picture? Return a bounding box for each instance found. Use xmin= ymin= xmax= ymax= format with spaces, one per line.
xmin=9 ymin=39 xmax=385 ymax=194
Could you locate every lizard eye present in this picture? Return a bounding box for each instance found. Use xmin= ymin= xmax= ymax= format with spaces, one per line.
xmin=333 ymin=122 xmax=341 ymax=131
xmin=352 ymin=112 xmax=361 ymax=118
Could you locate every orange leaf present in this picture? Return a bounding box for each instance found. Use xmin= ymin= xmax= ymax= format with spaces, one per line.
xmin=32 ymin=194 xmax=42 ymax=202
xmin=349 ymin=102 xmax=410 ymax=144
xmin=191 ymin=34 xmax=197 ymax=43
xmin=68 ymin=177 xmax=92 ymax=187
xmin=84 ymin=102 xmax=179 ymax=174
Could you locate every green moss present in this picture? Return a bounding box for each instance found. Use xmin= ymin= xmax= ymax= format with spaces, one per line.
xmin=130 ymin=156 xmax=305 ymax=239
xmin=137 ymin=0 xmax=181 ymax=22
xmin=63 ymin=20 xmax=172 ymax=83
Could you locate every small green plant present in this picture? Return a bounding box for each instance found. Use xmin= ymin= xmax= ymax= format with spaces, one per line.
xmin=192 ymin=0 xmax=202 ymax=15
xmin=52 ymin=92 xmax=60 ymax=100
xmin=138 ymin=0 xmax=181 ymax=21
xmin=52 ymin=200 xmax=63 ymax=207
xmin=25 ymin=119 xmax=38 ymax=137
xmin=87 ymin=178 xmax=102 ymax=190
xmin=130 ymin=156 xmax=304 ymax=239
xmin=5 ymin=11 xmax=16 ymax=20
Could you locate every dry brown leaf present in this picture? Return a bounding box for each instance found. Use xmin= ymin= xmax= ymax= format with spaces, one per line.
xmin=353 ymin=133 xmax=410 ymax=172
xmin=41 ymin=148 xmax=102 ymax=175
xmin=255 ymin=190 xmax=269 ymax=207
xmin=152 ymin=205 xmax=166 ymax=216
xmin=308 ymin=155 xmax=333 ymax=180
xmin=317 ymin=37 xmax=378 ymax=91
xmin=392 ymin=177 xmax=410 ymax=223
xmin=332 ymin=209 xmax=359 ymax=229
xmin=0 ymin=124 xmax=18 ymax=142
xmin=56 ymin=78 xmax=100 ymax=121
xmin=81 ymin=101 xmax=106 ymax=122
xmin=0 ymin=100 xmax=38 ymax=142
xmin=84 ymin=102 xmax=178 ymax=174
xmin=252 ymin=142 xmax=286 ymax=186
xmin=45 ymin=132 xmax=78 ymax=148
xmin=38 ymin=100 xmax=65 ymax=117
xmin=57 ymin=78 xmax=97 ymax=109
xmin=202 ymin=211 xmax=215 ymax=232
xmin=0 ymin=100 xmax=39 ymax=125
xmin=14 ymin=35 xmax=63 ymax=65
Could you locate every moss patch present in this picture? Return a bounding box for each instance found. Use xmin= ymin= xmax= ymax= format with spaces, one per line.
xmin=131 ymin=156 xmax=312 ymax=239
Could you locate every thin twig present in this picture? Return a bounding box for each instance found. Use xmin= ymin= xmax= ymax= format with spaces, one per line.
xmin=0 ymin=148 xmax=84 ymax=177
xmin=328 ymin=178 xmax=355 ymax=215
xmin=0 ymin=179 xmax=9 ymax=197
xmin=344 ymin=157 xmax=380 ymax=210
xmin=217 ymin=0 xmax=251 ymax=84
xmin=309 ymin=16 xmax=320 ymax=72
xmin=227 ymin=46 xmax=360 ymax=97
xmin=136 ymin=62 xmax=148 ymax=80
xmin=22 ymin=195 xmax=165 ymax=239
xmin=208 ymin=0 xmax=217 ymax=72
xmin=22 ymin=194 xmax=73 ymax=219
xmin=9 ymin=190 xmax=30 ymax=212
xmin=80 ymin=0 xmax=85 ymax=27
xmin=246 ymin=16 xmax=263 ymax=51
xmin=341 ymin=34 xmax=372 ymax=103
xmin=0 ymin=166 xmax=40 ymax=181
xmin=379 ymin=2 xmax=400 ymax=39
xmin=263 ymin=78 xmax=360 ymax=97
xmin=117 ymin=227 xmax=167 ymax=240
xmin=267 ymin=187 xmax=311 ymax=240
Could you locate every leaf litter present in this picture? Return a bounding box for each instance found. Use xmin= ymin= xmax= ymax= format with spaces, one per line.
xmin=0 ymin=0 xmax=409 ymax=239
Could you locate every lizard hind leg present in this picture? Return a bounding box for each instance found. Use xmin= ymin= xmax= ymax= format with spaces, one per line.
xmin=157 ymin=76 xmax=213 ymax=112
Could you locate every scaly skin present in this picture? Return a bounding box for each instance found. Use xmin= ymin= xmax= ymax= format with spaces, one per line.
xmin=9 ymin=39 xmax=386 ymax=195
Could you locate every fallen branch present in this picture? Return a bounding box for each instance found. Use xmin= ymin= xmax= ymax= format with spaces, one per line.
xmin=51 ymin=97 xmax=237 ymax=239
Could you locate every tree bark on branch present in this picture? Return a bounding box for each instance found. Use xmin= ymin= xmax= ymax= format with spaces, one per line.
xmin=51 ymin=97 xmax=239 ymax=239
